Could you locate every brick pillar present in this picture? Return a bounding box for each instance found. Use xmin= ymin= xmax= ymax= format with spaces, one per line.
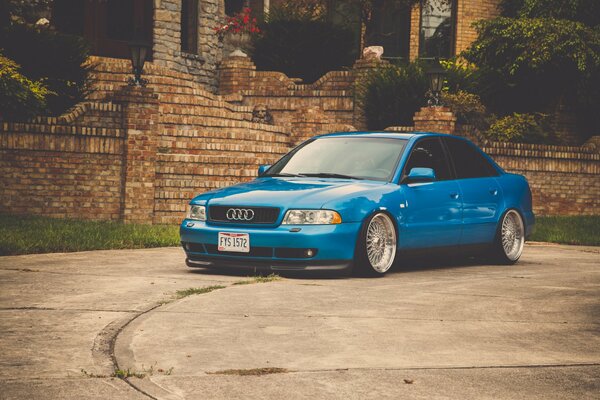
xmin=413 ymin=106 xmax=457 ymax=134
xmin=352 ymin=58 xmax=389 ymax=130
xmin=218 ymin=56 xmax=256 ymax=95
xmin=113 ymin=86 xmax=159 ymax=224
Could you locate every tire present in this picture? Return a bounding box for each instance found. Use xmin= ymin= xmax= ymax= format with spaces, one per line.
xmin=355 ymin=212 xmax=397 ymax=276
xmin=494 ymin=209 xmax=525 ymax=264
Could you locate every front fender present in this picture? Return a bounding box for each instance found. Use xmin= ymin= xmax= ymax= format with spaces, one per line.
xmin=321 ymin=184 xmax=404 ymax=223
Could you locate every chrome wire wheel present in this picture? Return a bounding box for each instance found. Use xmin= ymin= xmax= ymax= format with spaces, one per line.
xmin=501 ymin=210 xmax=525 ymax=262
xmin=365 ymin=213 xmax=397 ymax=274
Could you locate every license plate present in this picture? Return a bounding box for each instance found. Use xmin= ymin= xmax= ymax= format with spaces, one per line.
xmin=218 ymin=232 xmax=250 ymax=253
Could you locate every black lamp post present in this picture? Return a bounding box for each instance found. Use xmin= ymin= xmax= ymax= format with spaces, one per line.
xmin=427 ymin=59 xmax=446 ymax=107
xmin=128 ymin=38 xmax=150 ymax=87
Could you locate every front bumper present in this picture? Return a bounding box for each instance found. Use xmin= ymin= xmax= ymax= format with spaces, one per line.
xmin=180 ymin=220 xmax=360 ymax=271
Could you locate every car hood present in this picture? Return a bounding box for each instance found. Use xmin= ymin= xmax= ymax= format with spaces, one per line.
xmin=195 ymin=177 xmax=387 ymax=209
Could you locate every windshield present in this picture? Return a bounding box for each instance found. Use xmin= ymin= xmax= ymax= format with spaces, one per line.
xmin=265 ymin=137 xmax=408 ymax=181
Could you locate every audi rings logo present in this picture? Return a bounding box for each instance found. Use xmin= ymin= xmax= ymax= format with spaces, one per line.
xmin=226 ymin=208 xmax=255 ymax=221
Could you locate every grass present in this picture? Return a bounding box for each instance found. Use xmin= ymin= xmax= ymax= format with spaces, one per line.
xmin=531 ymin=216 xmax=600 ymax=246
xmin=0 ymin=214 xmax=180 ymax=256
xmin=1 ymin=214 xmax=598 ymax=256
xmin=232 ymin=274 xmax=281 ymax=285
xmin=174 ymin=285 xmax=226 ymax=299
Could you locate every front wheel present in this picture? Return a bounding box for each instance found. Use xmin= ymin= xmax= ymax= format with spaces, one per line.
xmin=494 ymin=209 xmax=525 ymax=264
xmin=356 ymin=212 xmax=397 ymax=275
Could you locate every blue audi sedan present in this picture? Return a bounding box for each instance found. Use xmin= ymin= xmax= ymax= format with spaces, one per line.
xmin=180 ymin=132 xmax=534 ymax=275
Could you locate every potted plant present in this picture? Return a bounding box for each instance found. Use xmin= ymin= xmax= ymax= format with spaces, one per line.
xmin=215 ymin=7 xmax=260 ymax=57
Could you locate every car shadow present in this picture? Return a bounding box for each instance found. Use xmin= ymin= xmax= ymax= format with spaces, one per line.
xmin=186 ymin=253 xmax=501 ymax=280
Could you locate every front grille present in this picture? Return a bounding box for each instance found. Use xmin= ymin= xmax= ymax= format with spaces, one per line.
xmin=204 ymin=244 xmax=273 ymax=257
xmin=208 ymin=205 xmax=280 ymax=224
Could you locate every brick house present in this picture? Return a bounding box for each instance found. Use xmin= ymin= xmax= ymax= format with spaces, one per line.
xmin=2 ymin=0 xmax=598 ymax=223
xmin=50 ymin=0 xmax=501 ymax=91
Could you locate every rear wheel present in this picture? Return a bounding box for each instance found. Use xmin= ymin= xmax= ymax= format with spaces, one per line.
xmin=356 ymin=212 xmax=397 ymax=275
xmin=494 ymin=209 xmax=525 ymax=264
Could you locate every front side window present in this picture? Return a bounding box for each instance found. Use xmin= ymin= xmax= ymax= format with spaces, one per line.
xmin=266 ymin=137 xmax=408 ymax=181
xmin=419 ymin=0 xmax=456 ymax=59
xmin=403 ymin=138 xmax=452 ymax=181
xmin=444 ymin=137 xmax=499 ymax=179
xmin=181 ymin=0 xmax=199 ymax=54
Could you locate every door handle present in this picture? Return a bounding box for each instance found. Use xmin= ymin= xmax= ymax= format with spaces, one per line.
xmin=489 ymin=188 xmax=499 ymax=196
xmin=450 ymin=192 xmax=460 ymax=199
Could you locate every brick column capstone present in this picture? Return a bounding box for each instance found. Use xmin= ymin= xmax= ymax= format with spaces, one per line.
xmin=218 ymin=56 xmax=256 ymax=95
xmin=413 ymin=106 xmax=457 ymax=134
xmin=113 ymin=85 xmax=159 ymax=224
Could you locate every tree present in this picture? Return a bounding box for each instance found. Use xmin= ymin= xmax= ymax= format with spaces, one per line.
xmin=463 ymin=0 xmax=600 ymax=136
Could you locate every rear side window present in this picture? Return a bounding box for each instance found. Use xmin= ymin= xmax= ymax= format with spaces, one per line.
xmin=444 ymin=138 xmax=498 ymax=179
xmin=403 ymin=138 xmax=453 ymax=181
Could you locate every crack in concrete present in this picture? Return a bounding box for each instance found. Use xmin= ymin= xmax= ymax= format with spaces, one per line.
xmin=298 ymin=362 xmax=600 ymax=373
xmin=100 ymin=304 xmax=163 ymax=400
xmin=172 ymin=362 xmax=600 ymax=378
xmin=0 ymin=306 xmax=138 ymax=313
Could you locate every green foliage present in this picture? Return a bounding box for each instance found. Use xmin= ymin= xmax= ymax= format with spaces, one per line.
xmin=265 ymin=0 xmax=326 ymax=22
xmin=500 ymin=0 xmax=600 ymax=26
xmin=0 ymin=54 xmax=50 ymax=121
xmin=0 ymin=0 xmax=52 ymax=24
xmin=0 ymin=23 xmax=91 ymax=117
xmin=484 ymin=113 xmax=552 ymax=144
xmin=252 ymin=18 xmax=356 ymax=83
xmin=439 ymin=58 xmax=481 ymax=94
xmin=357 ymin=61 xmax=428 ymax=130
xmin=0 ymin=214 xmax=180 ymax=256
xmin=530 ymin=216 xmax=600 ymax=246
xmin=441 ymin=90 xmax=490 ymax=130
xmin=463 ymin=17 xmax=600 ymax=117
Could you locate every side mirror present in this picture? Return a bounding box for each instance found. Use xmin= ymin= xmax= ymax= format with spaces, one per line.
xmin=403 ymin=167 xmax=436 ymax=184
xmin=258 ymin=164 xmax=271 ymax=176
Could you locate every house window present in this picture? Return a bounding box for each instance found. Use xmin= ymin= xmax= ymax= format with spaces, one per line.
xmin=181 ymin=0 xmax=199 ymax=54
xmin=419 ymin=0 xmax=456 ymax=59
xmin=366 ymin=0 xmax=411 ymax=60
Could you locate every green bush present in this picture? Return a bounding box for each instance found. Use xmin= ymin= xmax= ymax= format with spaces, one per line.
xmin=484 ymin=112 xmax=552 ymax=143
xmin=441 ymin=90 xmax=491 ymax=130
xmin=500 ymin=0 xmax=600 ymax=27
xmin=252 ymin=4 xmax=356 ymax=83
xmin=356 ymin=62 xmax=428 ymax=130
xmin=463 ymin=17 xmax=600 ymax=116
xmin=0 ymin=23 xmax=90 ymax=117
xmin=440 ymin=58 xmax=481 ymax=94
xmin=0 ymin=54 xmax=51 ymax=121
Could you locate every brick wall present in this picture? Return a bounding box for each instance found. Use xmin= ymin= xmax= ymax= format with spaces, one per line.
xmin=1 ymin=57 xmax=290 ymax=224
xmin=455 ymin=0 xmax=501 ymax=55
xmin=1 ymin=57 xmax=598 ymax=224
xmin=153 ymin=0 xmax=224 ymax=92
xmin=0 ymin=111 xmax=124 ymax=220
xmin=218 ymin=56 xmax=356 ymax=131
xmin=482 ymin=142 xmax=600 ymax=216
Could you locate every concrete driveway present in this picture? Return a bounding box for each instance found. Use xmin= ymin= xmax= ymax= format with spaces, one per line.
xmin=0 ymin=244 xmax=598 ymax=399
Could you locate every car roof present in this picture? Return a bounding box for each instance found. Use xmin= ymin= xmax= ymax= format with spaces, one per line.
xmin=315 ymin=131 xmax=463 ymax=141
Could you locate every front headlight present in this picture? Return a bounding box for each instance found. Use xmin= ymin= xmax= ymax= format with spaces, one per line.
xmin=282 ymin=209 xmax=342 ymax=225
xmin=187 ymin=205 xmax=206 ymax=221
